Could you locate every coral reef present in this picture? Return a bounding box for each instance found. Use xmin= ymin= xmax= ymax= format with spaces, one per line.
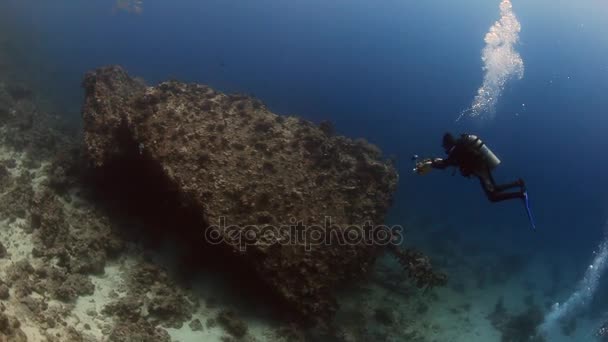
xmin=0 ymin=47 xmax=447 ymax=339
xmin=0 ymin=53 xmax=196 ymax=339
xmin=106 ymin=319 xmax=171 ymax=342
xmin=127 ymin=262 xmax=196 ymax=327
xmin=387 ymin=245 xmax=447 ymax=289
xmin=0 ymin=309 xmax=27 ymax=342
xmin=487 ymin=297 xmax=545 ymax=342
xmin=81 ymin=65 xmax=409 ymax=323
xmin=96 ymin=259 xmax=199 ymax=341
xmin=189 ymin=318 xmax=203 ymax=331
xmin=216 ymin=310 xmax=248 ymax=338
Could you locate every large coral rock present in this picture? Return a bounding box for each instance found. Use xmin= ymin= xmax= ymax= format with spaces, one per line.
xmin=82 ymin=66 xmax=398 ymax=322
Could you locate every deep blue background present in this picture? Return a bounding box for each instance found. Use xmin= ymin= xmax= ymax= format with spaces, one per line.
xmin=2 ymin=0 xmax=608 ymax=256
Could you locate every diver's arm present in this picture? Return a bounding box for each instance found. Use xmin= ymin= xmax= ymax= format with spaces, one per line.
xmin=415 ymin=156 xmax=455 ymax=174
xmin=430 ymin=157 xmax=451 ymax=170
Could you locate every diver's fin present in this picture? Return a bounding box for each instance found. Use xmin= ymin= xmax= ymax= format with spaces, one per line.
xmin=522 ymin=191 xmax=536 ymax=230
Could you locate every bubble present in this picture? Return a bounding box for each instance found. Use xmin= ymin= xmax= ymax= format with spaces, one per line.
xmin=539 ymin=231 xmax=608 ymax=336
xmin=114 ymin=0 xmax=144 ymax=14
xmin=459 ymin=0 xmax=524 ymax=120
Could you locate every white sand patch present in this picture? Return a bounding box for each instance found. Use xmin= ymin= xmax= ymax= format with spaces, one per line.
xmin=30 ymin=161 xmax=50 ymax=191
xmin=0 ymin=213 xmax=137 ymax=342
xmin=0 ymin=218 xmax=34 ymax=262
xmin=165 ymin=277 xmax=285 ymax=342
xmin=65 ymin=260 xmax=132 ymax=341
xmin=0 ymin=133 xmax=47 ymax=180
xmin=0 ymin=218 xmax=53 ymax=341
xmin=165 ymin=309 xmax=283 ymax=342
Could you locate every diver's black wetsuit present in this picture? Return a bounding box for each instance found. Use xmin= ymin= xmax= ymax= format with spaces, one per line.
xmin=430 ymin=134 xmax=525 ymax=203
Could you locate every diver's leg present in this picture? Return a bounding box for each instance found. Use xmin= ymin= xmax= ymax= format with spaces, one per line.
xmin=485 ymin=190 xmax=525 ymax=203
xmin=479 ymin=175 xmax=497 ymax=198
xmin=487 ymin=168 xmax=497 ymax=186
xmin=479 ymin=176 xmax=524 ymax=203
xmin=494 ymin=179 xmax=525 ymax=192
xmin=486 ymin=167 xmax=524 ymax=191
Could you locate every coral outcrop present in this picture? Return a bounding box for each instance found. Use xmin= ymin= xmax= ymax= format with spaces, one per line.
xmin=487 ymin=297 xmax=545 ymax=342
xmin=0 ymin=53 xmax=197 ymax=339
xmin=0 ymin=310 xmax=27 ymax=342
xmin=82 ymin=66 xmax=403 ymax=323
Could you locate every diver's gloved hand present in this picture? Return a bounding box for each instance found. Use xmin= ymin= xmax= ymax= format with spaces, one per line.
xmin=415 ymin=159 xmax=434 ymax=175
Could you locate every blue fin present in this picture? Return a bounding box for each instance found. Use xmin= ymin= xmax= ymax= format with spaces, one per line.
xmin=523 ymin=191 xmax=536 ymax=230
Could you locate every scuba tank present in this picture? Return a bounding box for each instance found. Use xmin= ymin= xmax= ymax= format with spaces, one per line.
xmin=463 ymin=134 xmax=501 ymax=170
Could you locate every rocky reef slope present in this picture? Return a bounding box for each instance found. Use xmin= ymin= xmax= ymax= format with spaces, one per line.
xmin=82 ymin=66 xmax=401 ymax=323
xmin=0 ymin=43 xmax=446 ymax=338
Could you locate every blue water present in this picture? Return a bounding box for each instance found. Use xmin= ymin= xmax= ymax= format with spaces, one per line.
xmin=2 ymin=0 xmax=608 ymax=338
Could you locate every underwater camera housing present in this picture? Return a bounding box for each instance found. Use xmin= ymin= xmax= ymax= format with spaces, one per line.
xmin=411 ymin=155 xmax=433 ymax=175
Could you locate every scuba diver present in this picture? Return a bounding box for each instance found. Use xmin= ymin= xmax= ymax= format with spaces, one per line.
xmin=414 ymin=133 xmax=526 ymax=203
